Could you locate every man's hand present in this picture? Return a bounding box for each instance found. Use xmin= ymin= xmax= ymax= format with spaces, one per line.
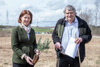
xmin=55 ymin=42 xmax=61 ymax=50
xmin=75 ymin=37 xmax=83 ymax=44
xmin=24 ymin=55 xmax=33 ymax=65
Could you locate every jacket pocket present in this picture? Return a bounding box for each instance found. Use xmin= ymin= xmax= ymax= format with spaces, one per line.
xmin=79 ymin=28 xmax=86 ymax=36
xmin=22 ymin=46 xmax=29 ymax=55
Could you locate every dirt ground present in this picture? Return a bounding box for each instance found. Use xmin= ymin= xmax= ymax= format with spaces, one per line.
xmin=0 ymin=34 xmax=100 ymax=67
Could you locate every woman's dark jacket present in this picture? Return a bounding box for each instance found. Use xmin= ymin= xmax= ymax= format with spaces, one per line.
xmin=11 ymin=26 xmax=37 ymax=64
xmin=52 ymin=16 xmax=92 ymax=62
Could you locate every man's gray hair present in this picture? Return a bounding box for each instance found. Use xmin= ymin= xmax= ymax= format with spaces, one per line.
xmin=63 ymin=5 xmax=76 ymax=14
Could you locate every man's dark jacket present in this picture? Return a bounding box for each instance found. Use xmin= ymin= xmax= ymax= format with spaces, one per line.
xmin=52 ymin=16 xmax=92 ymax=62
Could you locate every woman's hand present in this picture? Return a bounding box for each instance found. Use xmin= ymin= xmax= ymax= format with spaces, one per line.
xmin=24 ymin=55 xmax=33 ymax=65
xmin=35 ymin=49 xmax=41 ymax=55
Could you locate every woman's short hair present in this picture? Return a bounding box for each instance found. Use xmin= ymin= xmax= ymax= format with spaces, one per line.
xmin=18 ymin=10 xmax=33 ymax=24
xmin=63 ymin=5 xmax=76 ymax=14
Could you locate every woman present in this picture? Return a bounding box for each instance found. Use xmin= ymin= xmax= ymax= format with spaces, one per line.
xmin=11 ymin=10 xmax=38 ymax=67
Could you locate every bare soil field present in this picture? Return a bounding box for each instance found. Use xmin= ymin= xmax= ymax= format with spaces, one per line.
xmin=0 ymin=34 xmax=100 ymax=67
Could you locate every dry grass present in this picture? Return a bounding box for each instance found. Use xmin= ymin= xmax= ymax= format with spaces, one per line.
xmin=0 ymin=34 xmax=100 ymax=67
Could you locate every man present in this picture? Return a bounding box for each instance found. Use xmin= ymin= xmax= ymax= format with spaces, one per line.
xmin=52 ymin=5 xmax=92 ymax=67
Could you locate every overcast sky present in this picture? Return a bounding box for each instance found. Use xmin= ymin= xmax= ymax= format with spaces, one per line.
xmin=0 ymin=0 xmax=97 ymax=26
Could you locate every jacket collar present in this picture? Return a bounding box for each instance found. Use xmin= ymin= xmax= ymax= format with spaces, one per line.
xmin=76 ymin=16 xmax=84 ymax=27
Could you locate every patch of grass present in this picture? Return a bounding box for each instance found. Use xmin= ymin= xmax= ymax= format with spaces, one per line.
xmin=99 ymin=56 xmax=100 ymax=59
xmin=32 ymin=27 xmax=53 ymax=34
xmin=96 ymin=56 xmax=100 ymax=64
xmin=0 ymin=29 xmax=2 ymax=31
xmin=96 ymin=60 xmax=100 ymax=64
